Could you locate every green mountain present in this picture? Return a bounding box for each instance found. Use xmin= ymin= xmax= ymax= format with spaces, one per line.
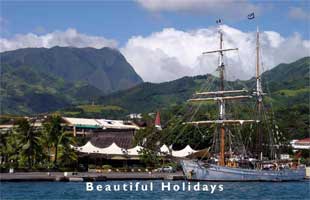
xmin=97 ymin=75 xmax=244 ymax=113
xmin=93 ymin=57 xmax=309 ymax=139
xmin=0 ymin=64 xmax=104 ymax=114
xmin=261 ymin=57 xmax=309 ymax=91
xmin=98 ymin=57 xmax=309 ymax=113
xmin=0 ymin=47 xmax=143 ymax=114
xmin=1 ymin=47 xmax=142 ymax=93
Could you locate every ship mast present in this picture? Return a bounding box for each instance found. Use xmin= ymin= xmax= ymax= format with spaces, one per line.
xmin=255 ymin=27 xmax=264 ymax=160
xmin=188 ymin=23 xmax=255 ymax=166
xmin=218 ymin=29 xmax=226 ymax=166
xmin=200 ymin=27 xmax=234 ymax=166
xmin=186 ymin=22 xmax=259 ymax=167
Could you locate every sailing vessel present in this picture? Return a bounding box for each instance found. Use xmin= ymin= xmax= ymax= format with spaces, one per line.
xmin=180 ymin=23 xmax=306 ymax=181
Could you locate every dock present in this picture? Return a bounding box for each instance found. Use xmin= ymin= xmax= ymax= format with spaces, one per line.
xmin=0 ymin=172 xmax=185 ymax=182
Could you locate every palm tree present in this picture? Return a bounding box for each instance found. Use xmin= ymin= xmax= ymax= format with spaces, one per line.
xmin=43 ymin=115 xmax=63 ymax=168
xmin=15 ymin=118 xmax=41 ymax=169
xmin=58 ymin=131 xmax=77 ymax=167
xmin=43 ymin=115 xmax=79 ymax=169
xmin=42 ymin=122 xmax=53 ymax=163
xmin=0 ymin=129 xmax=10 ymax=165
xmin=4 ymin=129 xmax=20 ymax=168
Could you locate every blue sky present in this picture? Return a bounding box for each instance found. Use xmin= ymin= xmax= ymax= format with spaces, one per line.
xmin=0 ymin=1 xmax=309 ymax=82
xmin=1 ymin=0 xmax=309 ymax=45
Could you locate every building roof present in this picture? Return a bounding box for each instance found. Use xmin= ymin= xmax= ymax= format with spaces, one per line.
xmin=97 ymin=119 xmax=139 ymax=130
xmin=155 ymin=112 xmax=161 ymax=126
xmin=90 ymin=131 xmax=135 ymax=149
xmin=295 ymin=138 xmax=310 ymax=144
xmin=291 ymin=138 xmax=310 ymax=150
xmin=63 ymin=117 xmax=101 ymax=128
xmin=63 ymin=117 xmax=140 ymax=130
xmin=73 ymin=141 xmax=199 ymax=158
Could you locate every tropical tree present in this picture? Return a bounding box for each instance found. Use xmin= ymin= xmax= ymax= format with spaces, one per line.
xmin=14 ymin=118 xmax=41 ymax=169
xmin=42 ymin=115 xmax=63 ymax=167
xmin=3 ymin=129 xmax=20 ymax=168
xmin=42 ymin=122 xmax=53 ymax=163
xmin=138 ymin=148 xmax=160 ymax=168
xmin=0 ymin=129 xmax=10 ymax=166
xmin=43 ymin=115 xmax=77 ymax=169
xmin=134 ymin=126 xmax=162 ymax=167
xmin=58 ymin=131 xmax=77 ymax=168
xmin=133 ymin=126 xmax=161 ymax=148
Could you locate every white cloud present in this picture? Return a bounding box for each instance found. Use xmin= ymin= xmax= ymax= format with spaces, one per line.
xmin=136 ymin=0 xmax=261 ymax=18
xmin=0 ymin=26 xmax=308 ymax=83
xmin=288 ymin=7 xmax=310 ymax=21
xmin=121 ymin=25 xmax=310 ymax=82
xmin=0 ymin=28 xmax=118 ymax=52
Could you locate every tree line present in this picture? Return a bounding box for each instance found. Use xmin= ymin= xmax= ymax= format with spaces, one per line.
xmin=0 ymin=115 xmax=77 ymax=171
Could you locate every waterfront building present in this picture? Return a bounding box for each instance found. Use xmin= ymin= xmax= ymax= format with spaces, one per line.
xmin=290 ymin=138 xmax=310 ymax=150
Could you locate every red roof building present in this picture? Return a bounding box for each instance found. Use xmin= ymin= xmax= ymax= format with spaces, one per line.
xmin=155 ymin=111 xmax=162 ymax=130
xmin=295 ymin=138 xmax=310 ymax=144
xmin=291 ymin=138 xmax=310 ymax=150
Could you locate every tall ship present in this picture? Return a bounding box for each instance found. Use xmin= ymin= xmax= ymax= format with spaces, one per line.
xmin=180 ymin=22 xmax=306 ymax=181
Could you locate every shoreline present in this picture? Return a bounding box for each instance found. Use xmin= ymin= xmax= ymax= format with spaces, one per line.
xmin=0 ymin=172 xmax=185 ymax=182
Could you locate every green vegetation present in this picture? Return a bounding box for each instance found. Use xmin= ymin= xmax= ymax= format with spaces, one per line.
xmin=98 ymin=57 xmax=309 ymax=114
xmin=0 ymin=63 xmax=104 ymax=114
xmin=59 ymin=104 xmax=127 ymax=119
xmin=1 ymin=50 xmax=308 ymax=170
xmin=0 ymin=46 xmax=142 ymax=114
xmin=130 ymin=58 xmax=309 ymax=160
xmin=100 ymin=57 xmax=310 ymax=141
xmin=0 ymin=115 xmax=77 ymax=171
xmin=0 ymin=50 xmax=309 ymax=164
xmin=138 ymin=148 xmax=161 ymax=168
xmin=77 ymin=104 xmax=123 ymax=113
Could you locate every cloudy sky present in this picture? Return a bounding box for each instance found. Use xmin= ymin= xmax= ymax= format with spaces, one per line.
xmin=1 ymin=0 xmax=309 ymax=82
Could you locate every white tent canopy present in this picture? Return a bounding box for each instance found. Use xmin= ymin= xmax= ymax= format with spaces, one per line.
xmin=160 ymin=144 xmax=170 ymax=154
xmin=100 ymin=143 xmax=126 ymax=155
xmin=171 ymin=145 xmax=197 ymax=157
xmin=72 ymin=141 xmax=101 ymax=154
xmin=127 ymin=146 xmax=143 ymax=156
xmin=73 ymin=143 xmax=198 ymax=158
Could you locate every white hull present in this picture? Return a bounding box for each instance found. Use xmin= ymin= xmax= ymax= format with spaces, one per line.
xmin=181 ymin=160 xmax=306 ymax=181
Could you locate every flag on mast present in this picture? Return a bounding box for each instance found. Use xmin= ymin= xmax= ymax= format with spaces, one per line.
xmin=248 ymin=12 xmax=255 ymax=19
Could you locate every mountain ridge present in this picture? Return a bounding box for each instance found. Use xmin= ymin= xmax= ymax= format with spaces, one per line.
xmin=0 ymin=46 xmax=143 ymax=93
xmin=0 ymin=46 xmax=143 ymax=114
xmin=97 ymin=57 xmax=309 ymax=113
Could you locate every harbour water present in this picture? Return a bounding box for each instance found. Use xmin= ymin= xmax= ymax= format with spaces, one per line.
xmin=1 ymin=180 xmax=309 ymax=200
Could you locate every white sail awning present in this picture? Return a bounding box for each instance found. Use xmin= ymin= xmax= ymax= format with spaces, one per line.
xmin=127 ymin=146 xmax=143 ymax=156
xmin=73 ymin=143 xmax=199 ymax=158
xmin=171 ymin=145 xmax=197 ymax=157
xmin=73 ymin=141 xmax=101 ymax=154
xmin=99 ymin=143 xmax=126 ymax=155
xmin=160 ymin=144 xmax=170 ymax=154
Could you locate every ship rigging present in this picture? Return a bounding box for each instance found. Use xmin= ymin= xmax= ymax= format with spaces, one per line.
xmin=180 ymin=19 xmax=306 ymax=181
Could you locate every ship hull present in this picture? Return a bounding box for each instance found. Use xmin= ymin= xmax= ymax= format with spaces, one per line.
xmin=180 ymin=160 xmax=306 ymax=181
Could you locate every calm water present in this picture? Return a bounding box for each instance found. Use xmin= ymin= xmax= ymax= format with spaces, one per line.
xmin=1 ymin=180 xmax=309 ymax=200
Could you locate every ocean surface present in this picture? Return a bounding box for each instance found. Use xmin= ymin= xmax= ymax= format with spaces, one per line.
xmin=1 ymin=180 xmax=309 ymax=200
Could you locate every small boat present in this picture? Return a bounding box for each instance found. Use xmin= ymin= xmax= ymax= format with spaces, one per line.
xmin=180 ymin=21 xmax=306 ymax=181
